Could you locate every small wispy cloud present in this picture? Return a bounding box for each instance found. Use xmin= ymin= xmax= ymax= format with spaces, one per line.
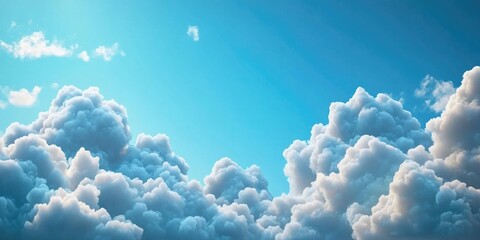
xmin=77 ymin=50 xmax=90 ymax=62
xmin=187 ymin=25 xmax=199 ymax=41
xmin=0 ymin=31 xmax=75 ymax=59
xmin=8 ymin=86 xmax=41 ymax=107
xmin=94 ymin=42 xmax=124 ymax=61
xmin=0 ymin=86 xmax=9 ymax=109
xmin=415 ymin=75 xmax=455 ymax=113
xmin=51 ymin=83 xmax=60 ymax=89
xmin=0 ymin=29 xmax=126 ymax=62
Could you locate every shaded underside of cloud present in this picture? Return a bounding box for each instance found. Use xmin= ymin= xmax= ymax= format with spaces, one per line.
xmin=1 ymin=67 xmax=480 ymax=239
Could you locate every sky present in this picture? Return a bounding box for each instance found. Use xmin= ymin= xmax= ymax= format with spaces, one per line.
xmin=1 ymin=1 xmax=480 ymax=196
xmin=1 ymin=1 xmax=480 ymax=239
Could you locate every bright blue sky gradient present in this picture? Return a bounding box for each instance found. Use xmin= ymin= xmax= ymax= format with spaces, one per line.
xmin=1 ymin=0 xmax=480 ymax=195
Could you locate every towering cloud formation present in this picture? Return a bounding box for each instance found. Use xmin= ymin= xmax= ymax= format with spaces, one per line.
xmin=1 ymin=67 xmax=480 ymax=239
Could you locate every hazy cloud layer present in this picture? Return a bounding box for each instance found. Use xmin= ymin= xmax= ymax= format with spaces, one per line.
xmin=1 ymin=67 xmax=480 ymax=239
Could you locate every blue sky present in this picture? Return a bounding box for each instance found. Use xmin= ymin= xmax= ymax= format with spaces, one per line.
xmin=1 ymin=0 xmax=480 ymax=197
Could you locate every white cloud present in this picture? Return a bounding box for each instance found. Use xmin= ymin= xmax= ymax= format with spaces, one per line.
xmin=77 ymin=50 xmax=90 ymax=62
xmin=0 ymin=86 xmax=6 ymax=109
xmin=427 ymin=66 xmax=480 ymax=160
xmin=10 ymin=21 xmax=16 ymax=28
xmin=0 ymin=31 xmax=74 ymax=59
xmin=8 ymin=86 xmax=41 ymax=107
xmin=51 ymin=83 xmax=59 ymax=89
xmin=94 ymin=43 xmax=123 ymax=61
xmin=415 ymin=75 xmax=455 ymax=112
xmin=187 ymin=25 xmax=199 ymax=41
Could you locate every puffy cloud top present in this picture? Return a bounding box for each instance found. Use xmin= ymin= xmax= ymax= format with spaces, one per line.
xmin=327 ymin=87 xmax=431 ymax=151
xmin=283 ymin=87 xmax=430 ymax=195
xmin=2 ymin=67 xmax=480 ymax=239
xmin=204 ymin=158 xmax=270 ymax=204
xmin=29 ymin=86 xmax=131 ymax=163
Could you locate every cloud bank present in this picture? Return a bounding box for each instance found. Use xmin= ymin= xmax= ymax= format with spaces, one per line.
xmin=1 ymin=67 xmax=480 ymax=239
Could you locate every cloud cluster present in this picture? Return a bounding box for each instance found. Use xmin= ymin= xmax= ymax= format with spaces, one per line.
xmin=2 ymin=67 xmax=480 ymax=239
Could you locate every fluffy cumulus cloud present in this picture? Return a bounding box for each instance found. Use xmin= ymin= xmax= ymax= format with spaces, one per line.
xmin=282 ymin=87 xmax=431 ymax=196
xmin=77 ymin=50 xmax=90 ymax=62
xmin=0 ymin=31 xmax=75 ymax=59
xmin=1 ymin=67 xmax=480 ymax=239
xmin=8 ymin=86 xmax=41 ymax=107
xmin=204 ymin=158 xmax=270 ymax=205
